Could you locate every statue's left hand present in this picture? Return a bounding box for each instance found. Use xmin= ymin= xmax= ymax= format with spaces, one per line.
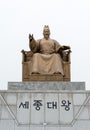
xmin=61 ymin=45 xmax=70 ymax=50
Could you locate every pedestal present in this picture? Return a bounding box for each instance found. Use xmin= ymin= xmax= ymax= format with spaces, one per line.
xmin=0 ymin=82 xmax=90 ymax=130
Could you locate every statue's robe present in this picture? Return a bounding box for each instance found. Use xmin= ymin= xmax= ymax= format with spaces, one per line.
xmin=30 ymin=38 xmax=64 ymax=75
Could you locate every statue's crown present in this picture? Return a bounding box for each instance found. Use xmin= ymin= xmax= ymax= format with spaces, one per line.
xmin=43 ymin=25 xmax=50 ymax=31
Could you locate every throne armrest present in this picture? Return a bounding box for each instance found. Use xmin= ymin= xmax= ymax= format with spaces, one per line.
xmin=60 ymin=49 xmax=71 ymax=62
xmin=21 ymin=50 xmax=33 ymax=62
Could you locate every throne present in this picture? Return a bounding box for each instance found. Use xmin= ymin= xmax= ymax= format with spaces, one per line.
xmin=21 ymin=49 xmax=71 ymax=81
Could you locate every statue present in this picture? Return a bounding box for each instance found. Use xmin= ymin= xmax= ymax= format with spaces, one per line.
xmin=29 ymin=25 xmax=70 ymax=76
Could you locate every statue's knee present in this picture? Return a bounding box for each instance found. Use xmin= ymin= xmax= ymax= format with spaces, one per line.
xmin=33 ymin=53 xmax=40 ymax=59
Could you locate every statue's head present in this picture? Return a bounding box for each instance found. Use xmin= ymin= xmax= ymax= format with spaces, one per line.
xmin=43 ymin=25 xmax=50 ymax=39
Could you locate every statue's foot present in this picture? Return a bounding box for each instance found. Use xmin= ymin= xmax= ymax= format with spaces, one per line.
xmin=32 ymin=72 xmax=40 ymax=74
xmin=54 ymin=72 xmax=65 ymax=77
xmin=54 ymin=72 xmax=61 ymax=74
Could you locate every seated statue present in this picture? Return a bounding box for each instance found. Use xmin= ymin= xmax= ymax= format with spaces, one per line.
xmin=29 ymin=25 xmax=70 ymax=76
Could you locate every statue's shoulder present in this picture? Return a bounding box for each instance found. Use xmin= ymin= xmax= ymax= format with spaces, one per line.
xmin=51 ymin=39 xmax=61 ymax=46
xmin=51 ymin=38 xmax=58 ymax=42
xmin=37 ymin=39 xmax=44 ymax=45
xmin=37 ymin=39 xmax=42 ymax=42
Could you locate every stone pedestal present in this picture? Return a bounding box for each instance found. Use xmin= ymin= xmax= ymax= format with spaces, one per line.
xmin=0 ymin=82 xmax=90 ymax=130
xmin=8 ymin=82 xmax=85 ymax=90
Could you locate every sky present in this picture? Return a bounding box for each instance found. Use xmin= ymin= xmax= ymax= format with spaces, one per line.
xmin=0 ymin=0 xmax=90 ymax=90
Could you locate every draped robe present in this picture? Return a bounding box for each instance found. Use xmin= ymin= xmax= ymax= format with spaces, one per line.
xmin=30 ymin=38 xmax=64 ymax=75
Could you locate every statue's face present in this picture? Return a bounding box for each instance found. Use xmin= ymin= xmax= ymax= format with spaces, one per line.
xmin=43 ymin=29 xmax=50 ymax=39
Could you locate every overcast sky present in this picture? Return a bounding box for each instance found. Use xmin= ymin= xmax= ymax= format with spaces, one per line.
xmin=0 ymin=0 xmax=90 ymax=90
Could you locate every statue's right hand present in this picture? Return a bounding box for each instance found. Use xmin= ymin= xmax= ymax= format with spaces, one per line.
xmin=29 ymin=34 xmax=33 ymax=42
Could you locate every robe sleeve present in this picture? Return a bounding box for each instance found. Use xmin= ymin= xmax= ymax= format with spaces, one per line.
xmin=53 ymin=39 xmax=61 ymax=52
xmin=30 ymin=39 xmax=41 ymax=53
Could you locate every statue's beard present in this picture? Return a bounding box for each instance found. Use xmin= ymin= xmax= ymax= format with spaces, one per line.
xmin=44 ymin=34 xmax=49 ymax=39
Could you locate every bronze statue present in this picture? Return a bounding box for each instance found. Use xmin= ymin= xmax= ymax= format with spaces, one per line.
xmin=29 ymin=25 xmax=70 ymax=76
